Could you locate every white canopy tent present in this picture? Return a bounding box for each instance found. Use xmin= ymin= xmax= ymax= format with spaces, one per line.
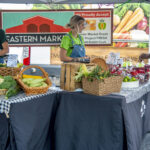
xmin=0 ymin=0 xmax=149 ymax=4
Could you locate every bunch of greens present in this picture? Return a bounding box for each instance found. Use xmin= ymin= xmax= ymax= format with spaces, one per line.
xmin=0 ymin=76 xmax=20 ymax=99
xmin=86 ymin=66 xmax=111 ymax=82
xmin=138 ymin=42 xmax=148 ymax=48
xmin=75 ymin=65 xmax=112 ymax=83
xmin=114 ymin=3 xmax=140 ymax=19
xmin=140 ymin=3 xmax=150 ymax=18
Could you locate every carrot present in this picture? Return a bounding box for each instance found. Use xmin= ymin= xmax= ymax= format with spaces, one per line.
xmin=115 ymin=31 xmax=130 ymax=47
xmin=120 ymin=7 xmax=144 ymax=33
xmin=115 ymin=42 xmax=128 ymax=47
xmin=113 ymin=10 xmax=133 ymax=37
xmin=118 ymin=32 xmax=130 ymax=39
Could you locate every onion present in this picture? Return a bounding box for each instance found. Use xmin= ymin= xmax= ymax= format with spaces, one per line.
xmin=142 ymin=17 xmax=148 ymax=23
xmin=137 ymin=17 xmax=148 ymax=31
xmin=113 ymin=15 xmax=120 ymax=26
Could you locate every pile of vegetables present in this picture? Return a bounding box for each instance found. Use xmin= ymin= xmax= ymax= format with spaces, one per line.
xmin=75 ymin=64 xmax=116 ymax=82
xmin=113 ymin=3 xmax=149 ymax=48
xmin=123 ymin=76 xmax=137 ymax=82
xmin=0 ymin=76 xmax=20 ymax=99
xmin=22 ymin=78 xmax=48 ymax=87
xmin=75 ymin=64 xmax=90 ymax=82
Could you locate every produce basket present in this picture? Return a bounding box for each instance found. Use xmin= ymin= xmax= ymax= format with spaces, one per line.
xmin=82 ymin=76 xmax=123 ymax=96
xmin=0 ymin=67 xmax=21 ymax=76
xmin=16 ymin=65 xmax=52 ymax=95
xmin=0 ymin=89 xmax=7 ymax=95
xmin=91 ymin=58 xmax=108 ymax=71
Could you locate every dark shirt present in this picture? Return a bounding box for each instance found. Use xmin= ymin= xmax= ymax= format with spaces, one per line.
xmin=0 ymin=29 xmax=7 ymax=50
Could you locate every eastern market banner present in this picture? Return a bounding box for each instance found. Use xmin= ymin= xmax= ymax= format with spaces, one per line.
xmin=0 ymin=9 xmax=113 ymax=46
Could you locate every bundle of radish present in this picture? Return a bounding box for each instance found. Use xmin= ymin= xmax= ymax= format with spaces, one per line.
xmin=137 ymin=17 xmax=147 ymax=31
xmin=113 ymin=7 xmax=144 ymax=39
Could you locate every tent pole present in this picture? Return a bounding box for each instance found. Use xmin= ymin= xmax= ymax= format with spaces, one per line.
xmin=149 ymin=16 xmax=150 ymax=64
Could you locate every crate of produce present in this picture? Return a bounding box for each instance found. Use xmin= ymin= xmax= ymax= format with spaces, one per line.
xmin=79 ymin=65 xmax=123 ymax=96
xmin=60 ymin=63 xmax=95 ymax=91
xmin=82 ymin=76 xmax=123 ymax=96
xmin=0 ymin=65 xmax=22 ymax=76
xmin=16 ymin=65 xmax=52 ymax=95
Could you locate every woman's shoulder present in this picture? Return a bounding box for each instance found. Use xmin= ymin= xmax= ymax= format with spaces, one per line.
xmin=78 ymin=34 xmax=84 ymax=40
xmin=61 ymin=34 xmax=71 ymax=41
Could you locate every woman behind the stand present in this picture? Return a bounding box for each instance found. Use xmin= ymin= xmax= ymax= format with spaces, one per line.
xmin=139 ymin=53 xmax=150 ymax=61
xmin=60 ymin=15 xmax=89 ymax=62
xmin=0 ymin=29 xmax=9 ymax=63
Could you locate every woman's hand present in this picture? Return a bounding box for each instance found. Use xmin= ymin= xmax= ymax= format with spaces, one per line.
xmin=79 ymin=56 xmax=90 ymax=60
xmin=139 ymin=53 xmax=150 ymax=61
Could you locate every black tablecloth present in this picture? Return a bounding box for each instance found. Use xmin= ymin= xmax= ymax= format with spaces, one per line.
xmin=0 ymin=91 xmax=150 ymax=150
xmin=122 ymin=94 xmax=146 ymax=150
xmin=53 ymin=92 xmax=125 ymax=150
xmin=0 ymin=114 xmax=9 ymax=150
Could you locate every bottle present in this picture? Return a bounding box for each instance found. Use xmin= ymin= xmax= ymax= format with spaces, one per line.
xmin=23 ymin=47 xmax=30 ymax=65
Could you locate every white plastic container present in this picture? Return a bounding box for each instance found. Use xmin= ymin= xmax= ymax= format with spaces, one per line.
xmin=121 ymin=80 xmax=139 ymax=89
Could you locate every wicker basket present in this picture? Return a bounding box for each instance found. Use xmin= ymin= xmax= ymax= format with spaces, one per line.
xmin=0 ymin=89 xmax=7 ymax=95
xmin=0 ymin=67 xmax=21 ymax=76
xmin=82 ymin=76 xmax=123 ymax=96
xmin=91 ymin=58 xmax=108 ymax=71
xmin=16 ymin=65 xmax=52 ymax=95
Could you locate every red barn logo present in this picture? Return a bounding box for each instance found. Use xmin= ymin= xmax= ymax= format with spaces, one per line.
xmin=6 ymin=15 xmax=70 ymax=33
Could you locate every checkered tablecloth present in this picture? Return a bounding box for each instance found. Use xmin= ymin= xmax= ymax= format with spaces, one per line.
xmin=1 ymin=81 xmax=150 ymax=114
xmin=0 ymin=88 xmax=60 ymax=114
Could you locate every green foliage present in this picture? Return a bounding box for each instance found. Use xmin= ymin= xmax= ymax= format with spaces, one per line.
xmin=140 ymin=3 xmax=150 ymax=18
xmin=0 ymin=75 xmax=20 ymax=99
xmin=87 ymin=66 xmax=111 ymax=82
xmin=5 ymin=85 xmax=20 ymax=99
xmin=138 ymin=42 xmax=148 ymax=48
xmin=114 ymin=3 xmax=140 ymax=19
xmin=75 ymin=65 xmax=112 ymax=83
xmin=0 ymin=82 xmax=12 ymax=89
xmin=114 ymin=4 xmax=128 ymax=19
xmin=4 ymin=76 xmax=14 ymax=82
xmin=0 ymin=63 xmax=6 ymax=67
xmin=0 ymin=76 xmax=17 ymax=90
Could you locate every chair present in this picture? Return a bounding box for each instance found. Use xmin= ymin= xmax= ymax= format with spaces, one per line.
xmin=140 ymin=132 xmax=150 ymax=150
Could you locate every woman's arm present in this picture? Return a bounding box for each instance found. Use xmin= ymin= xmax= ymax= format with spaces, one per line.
xmin=60 ymin=48 xmax=90 ymax=62
xmin=0 ymin=41 xmax=9 ymax=56
xmin=60 ymin=48 xmax=73 ymax=62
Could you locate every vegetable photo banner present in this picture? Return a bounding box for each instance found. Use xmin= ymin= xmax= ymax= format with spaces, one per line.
xmin=0 ymin=9 xmax=113 ymax=46
xmin=113 ymin=3 xmax=149 ymax=48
